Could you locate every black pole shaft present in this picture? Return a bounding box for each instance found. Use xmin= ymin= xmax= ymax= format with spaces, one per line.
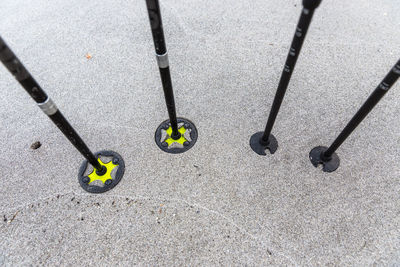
xmin=0 ymin=36 xmax=103 ymax=171
xmin=145 ymin=0 xmax=179 ymax=137
xmin=323 ymin=59 xmax=400 ymax=158
xmin=262 ymin=0 xmax=321 ymax=142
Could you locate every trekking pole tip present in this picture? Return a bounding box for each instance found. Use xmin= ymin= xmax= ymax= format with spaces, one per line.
xmin=249 ymin=132 xmax=278 ymax=156
xmin=78 ymin=150 xmax=125 ymax=193
xmin=309 ymin=146 xmax=340 ymax=173
xmin=155 ymin=118 xmax=198 ymax=154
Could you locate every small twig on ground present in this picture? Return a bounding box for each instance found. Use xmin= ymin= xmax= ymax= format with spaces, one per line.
xmin=7 ymin=210 xmax=19 ymax=224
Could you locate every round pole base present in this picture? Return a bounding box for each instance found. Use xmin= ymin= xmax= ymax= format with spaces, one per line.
xmin=155 ymin=118 xmax=198 ymax=154
xmin=249 ymin=132 xmax=278 ymax=155
xmin=78 ymin=150 xmax=125 ymax=193
xmin=309 ymin=146 xmax=340 ymax=173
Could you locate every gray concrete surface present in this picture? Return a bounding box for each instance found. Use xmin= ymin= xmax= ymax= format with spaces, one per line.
xmin=0 ymin=0 xmax=399 ymax=265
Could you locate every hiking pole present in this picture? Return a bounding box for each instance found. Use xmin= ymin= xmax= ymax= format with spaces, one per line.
xmin=145 ymin=0 xmax=198 ymax=154
xmin=310 ymin=59 xmax=400 ymax=172
xmin=250 ymin=0 xmax=322 ymax=155
xmin=0 ymin=36 xmax=125 ymax=193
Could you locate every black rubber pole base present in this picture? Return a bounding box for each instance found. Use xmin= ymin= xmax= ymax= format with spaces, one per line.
xmin=155 ymin=118 xmax=198 ymax=154
xmin=78 ymin=150 xmax=125 ymax=193
xmin=249 ymin=132 xmax=278 ymax=155
xmin=309 ymin=146 xmax=340 ymax=173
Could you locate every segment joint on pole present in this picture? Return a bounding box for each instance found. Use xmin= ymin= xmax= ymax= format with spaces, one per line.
xmin=156 ymin=52 xmax=169 ymax=68
xmin=0 ymin=35 xmax=125 ymax=193
xmin=37 ymin=97 xmax=58 ymax=116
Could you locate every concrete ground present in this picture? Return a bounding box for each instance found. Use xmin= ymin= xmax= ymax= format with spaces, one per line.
xmin=0 ymin=0 xmax=399 ymax=265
